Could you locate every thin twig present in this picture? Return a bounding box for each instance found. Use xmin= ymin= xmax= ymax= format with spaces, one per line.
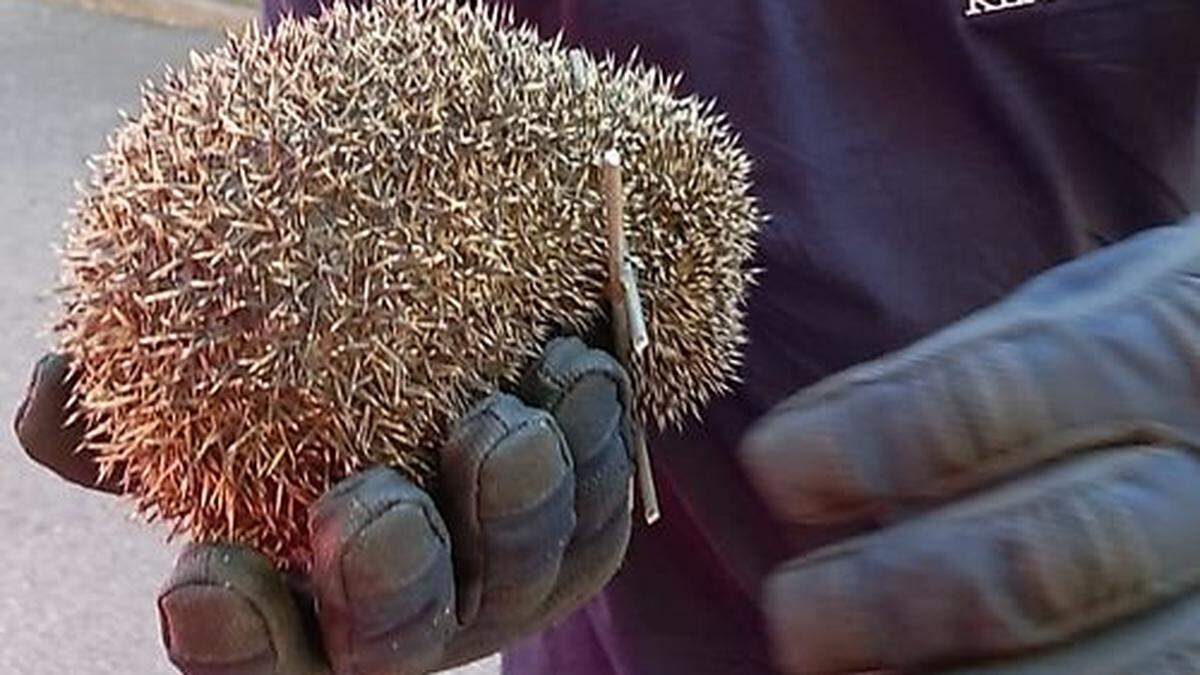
xmin=602 ymin=149 xmax=660 ymax=525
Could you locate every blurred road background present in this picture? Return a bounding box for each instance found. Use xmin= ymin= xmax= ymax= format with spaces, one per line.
xmin=0 ymin=1 xmax=496 ymax=672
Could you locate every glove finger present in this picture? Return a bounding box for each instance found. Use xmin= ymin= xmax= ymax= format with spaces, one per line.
xmin=14 ymin=353 xmax=119 ymax=493
xmin=763 ymin=446 xmax=1200 ymax=674
xmin=159 ymin=543 xmax=327 ymax=675
xmin=309 ymin=468 xmax=456 ymax=675
xmin=742 ymin=221 xmax=1200 ymax=526
xmin=438 ymin=392 xmax=575 ymax=628
xmin=517 ymin=337 xmax=633 ymax=617
xmin=945 ymin=590 xmax=1200 ymax=675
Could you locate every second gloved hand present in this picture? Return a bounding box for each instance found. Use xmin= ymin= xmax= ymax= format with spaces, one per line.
xmin=742 ymin=218 xmax=1200 ymax=675
xmin=16 ymin=336 xmax=635 ymax=675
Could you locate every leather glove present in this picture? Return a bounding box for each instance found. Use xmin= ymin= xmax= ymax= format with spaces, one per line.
xmin=742 ymin=217 xmax=1200 ymax=675
xmin=16 ymin=336 xmax=634 ymax=675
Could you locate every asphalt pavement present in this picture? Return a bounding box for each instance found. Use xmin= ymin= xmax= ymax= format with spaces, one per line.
xmin=0 ymin=2 xmax=495 ymax=672
xmin=1 ymin=5 xmax=214 ymax=671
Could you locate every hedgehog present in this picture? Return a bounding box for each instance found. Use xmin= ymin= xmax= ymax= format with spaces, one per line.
xmin=58 ymin=0 xmax=761 ymax=569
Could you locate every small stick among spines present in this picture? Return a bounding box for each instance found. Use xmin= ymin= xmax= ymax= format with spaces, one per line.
xmin=601 ymin=149 xmax=659 ymax=525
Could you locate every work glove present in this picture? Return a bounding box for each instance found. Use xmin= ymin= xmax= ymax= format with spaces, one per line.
xmin=742 ymin=217 xmax=1200 ymax=674
xmin=16 ymin=336 xmax=635 ymax=675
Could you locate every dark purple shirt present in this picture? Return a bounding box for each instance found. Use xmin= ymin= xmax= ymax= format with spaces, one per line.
xmin=264 ymin=1 xmax=1200 ymax=672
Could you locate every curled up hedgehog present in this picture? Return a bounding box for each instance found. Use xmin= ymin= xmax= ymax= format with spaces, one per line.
xmin=58 ymin=0 xmax=762 ymax=569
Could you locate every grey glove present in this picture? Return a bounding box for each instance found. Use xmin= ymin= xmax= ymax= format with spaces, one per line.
xmin=742 ymin=217 xmax=1200 ymax=674
xmin=17 ymin=336 xmax=634 ymax=675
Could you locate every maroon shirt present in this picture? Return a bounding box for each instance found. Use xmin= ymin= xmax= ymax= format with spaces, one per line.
xmin=263 ymin=1 xmax=1200 ymax=672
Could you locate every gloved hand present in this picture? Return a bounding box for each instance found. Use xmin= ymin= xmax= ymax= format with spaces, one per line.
xmin=742 ymin=218 xmax=1200 ymax=675
xmin=16 ymin=336 xmax=634 ymax=675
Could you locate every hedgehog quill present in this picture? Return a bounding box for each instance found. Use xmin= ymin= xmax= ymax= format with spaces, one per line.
xmin=58 ymin=0 xmax=762 ymax=569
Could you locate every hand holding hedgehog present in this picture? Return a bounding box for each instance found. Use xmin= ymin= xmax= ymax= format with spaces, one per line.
xmin=19 ymin=337 xmax=636 ymax=673
xmin=16 ymin=0 xmax=759 ymax=672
